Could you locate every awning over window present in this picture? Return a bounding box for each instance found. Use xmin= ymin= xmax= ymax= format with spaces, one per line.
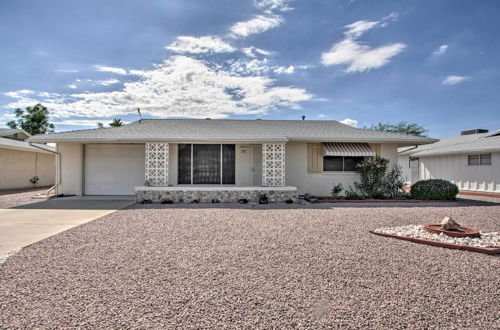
xmin=322 ymin=142 xmax=375 ymax=157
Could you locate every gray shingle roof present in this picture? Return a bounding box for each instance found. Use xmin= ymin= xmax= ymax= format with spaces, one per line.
xmin=29 ymin=119 xmax=436 ymax=145
xmin=0 ymin=128 xmax=30 ymax=138
xmin=0 ymin=137 xmax=55 ymax=153
xmin=399 ymin=132 xmax=500 ymax=157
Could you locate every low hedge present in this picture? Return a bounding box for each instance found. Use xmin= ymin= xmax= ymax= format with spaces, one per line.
xmin=410 ymin=179 xmax=459 ymax=200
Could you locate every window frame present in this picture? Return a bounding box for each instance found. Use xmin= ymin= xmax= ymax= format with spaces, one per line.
xmin=323 ymin=156 xmax=364 ymax=172
xmin=468 ymin=154 xmax=492 ymax=166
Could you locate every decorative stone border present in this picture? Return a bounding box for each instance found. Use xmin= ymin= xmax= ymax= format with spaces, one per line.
xmin=370 ymin=229 xmax=500 ymax=255
xmin=135 ymin=186 xmax=298 ymax=204
xmin=305 ymin=196 xmax=454 ymax=204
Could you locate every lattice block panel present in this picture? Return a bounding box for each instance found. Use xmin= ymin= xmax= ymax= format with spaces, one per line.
xmin=145 ymin=143 xmax=169 ymax=186
xmin=262 ymin=143 xmax=285 ymax=186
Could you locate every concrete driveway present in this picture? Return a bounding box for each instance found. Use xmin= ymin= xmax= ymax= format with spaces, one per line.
xmin=0 ymin=198 xmax=134 ymax=255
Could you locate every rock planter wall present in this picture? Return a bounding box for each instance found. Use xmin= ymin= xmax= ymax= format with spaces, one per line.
xmin=135 ymin=186 xmax=298 ymax=204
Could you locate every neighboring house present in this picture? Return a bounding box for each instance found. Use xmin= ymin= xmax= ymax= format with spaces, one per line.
xmin=398 ymin=129 xmax=500 ymax=193
xmin=0 ymin=128 xmax=56 ymax=190
xmin=28 ymin=119 xmax=434 ymax=201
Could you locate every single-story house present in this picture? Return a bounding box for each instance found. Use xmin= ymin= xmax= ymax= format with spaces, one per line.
xmin=0 ymin=128 xmax=56 ymax=190
xmin=398 ymin=129 xmax=500 ymax=193
xmin=28 ymin=119 xmax=435 ymax=202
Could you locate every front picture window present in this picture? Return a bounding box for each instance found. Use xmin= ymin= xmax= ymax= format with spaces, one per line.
xmin=323 ymin=156 xmax=363 ymax=172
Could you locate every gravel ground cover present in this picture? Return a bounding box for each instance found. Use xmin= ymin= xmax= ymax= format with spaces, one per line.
xmin=1 ymin=198 xmax=499 ymax=329
xmin=374 ymin=225 xmax=499 ymax=248
xmin=0 ymin=187 xmax=50 ymax=208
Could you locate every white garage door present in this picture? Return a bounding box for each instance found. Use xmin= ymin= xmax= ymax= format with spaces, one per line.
xmin=84 ymin=144 xmax=145 ymax=195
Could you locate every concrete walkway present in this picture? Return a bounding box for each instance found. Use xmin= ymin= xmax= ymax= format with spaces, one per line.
xmin=0 ymin=198 xmax=134 ymax=255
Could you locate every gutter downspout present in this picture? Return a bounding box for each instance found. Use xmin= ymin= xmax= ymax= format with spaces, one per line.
xmin=29 ymin=142 xmax=61 ymax=197
xmin=401 ymin=145 xmax=419 ymax=154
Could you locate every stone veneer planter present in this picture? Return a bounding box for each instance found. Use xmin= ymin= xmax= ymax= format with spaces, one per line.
xmin=135 ymin=186 xmax=298 ymax=204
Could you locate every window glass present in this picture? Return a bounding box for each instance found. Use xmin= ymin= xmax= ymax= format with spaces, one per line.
xmin=222 ymin=144 xmax=235 ymax=184
xmin=193 ymin=144 xmax=221 ymax=184
xmin=323 ymin=156 xmax=343 ymax=171
xmin=480 ymin=154 xmax=492 ymax=165
xmin=468 ymin=155 xmax=479 ymax=165
xmin=178 ymin=144 xmax=191 ymax=184
xmin=343 ymin=157 xmax=364 ymax=171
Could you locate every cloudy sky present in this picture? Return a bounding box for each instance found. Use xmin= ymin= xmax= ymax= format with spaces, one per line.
xmin=0 ymin=0 xmax=499 ymax=138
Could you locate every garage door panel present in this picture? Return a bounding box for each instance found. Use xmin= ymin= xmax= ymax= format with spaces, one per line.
xmin=85 ymin=144 xmax=145 ymax=195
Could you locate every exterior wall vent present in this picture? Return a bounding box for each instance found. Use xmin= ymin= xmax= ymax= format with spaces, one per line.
xmin=461 ymin=129 xmax=489 ymax=135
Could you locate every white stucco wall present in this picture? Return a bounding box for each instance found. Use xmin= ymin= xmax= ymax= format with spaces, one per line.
xmin=58 ymin=143 xmax=83 ymax=195
xmin=168 ymin=143 xmax=178 ymax=186
xmin=398 ymin=154 xmax=411 ymax=183
xmin=285 ymin=142 xmax=356 ymax=196
xmin=0 ymin=148 xmax=55 ymax=189
xmin=285 ymin=142 xmax=400 ymax=196
xmin=379 ymin=143 xmax=399 ymax=165
xmin=419 ymin=152 xmax=500 ymax=192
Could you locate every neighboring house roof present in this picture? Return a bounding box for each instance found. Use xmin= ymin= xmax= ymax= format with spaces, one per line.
xmin=399 ymin=131 xmax=500 ymax=157
xmin=28 ymin=119 xmax=436 ymax=145
xmin=0 ymin=137 xmax=55 ymax=153
xmin=0 ymin=128 xmax=31 ymax=139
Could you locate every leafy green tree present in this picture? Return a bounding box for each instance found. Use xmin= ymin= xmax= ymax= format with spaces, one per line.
xmin=6 ymin=104 xmax=55 ymax=135
xmin=365 ymin=121 xmax=427 ymax=137
xmin=97 ymin=122 xmax=104 ymax=128
xmin=109 ymin=118 xmax=123 ymax=127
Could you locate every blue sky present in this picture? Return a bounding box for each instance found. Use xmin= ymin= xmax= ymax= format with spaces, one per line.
xmin=0 ymin=0 xmax=499 ymax=138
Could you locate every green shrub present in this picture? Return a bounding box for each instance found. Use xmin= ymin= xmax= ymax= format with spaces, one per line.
xmin=354 ymin=156 xmax=389 ymax=199
xmin=410 ymin=179 xmax=459 ymax=200
xmin=345 ymin=186 xmax=365 ymax=200
xmin=331 ymin=183 xmax=343 ymax=198
xmin=351 ymin=156 xmax=405 ymax=199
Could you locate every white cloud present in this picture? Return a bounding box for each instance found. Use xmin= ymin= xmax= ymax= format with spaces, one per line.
xmin=4 ymin=90 xmax=34 ymax=98
xmin=228 ymin=59 xmax=297 ymax=76
xmin=442 ymin=75 xmax=468 ymax=85
xmin=52 ymin=119 xmax=111 ymax=126
xmin=340 ymin=118 xmax=358 ymax=127
xmin=98 ymin=79 xmax=120 ymax=86
xmin=344 ymin=20 xmax=380 ymax=39
xmin=67 ymin=84 xmax=77 ymax=89
xmin=242 ymin=46 xmax=271 ymax=57
xmin=322 ymin=39 xmax=406 ymax=73
xmin=230 ymin=15 xmax=282 ymax=38
xmin=166 ymin=36 xmax=236 ymax=54
xmin=4 ymin=56 xmax=310 ymax=119
xmin=57 ymin=69 xmax=78 ymax=73
xmin=321 ymin=18 xmax=406 ymax=73
xmin=433 ymin=44 xmax=448 ymax=56
xmin=273 ymin=65 xmax=294 ymax=74
xmin=254 ymin=0 xmax=293 ymax=13
xmin=94 ymin=65 xmax=128 ymax=75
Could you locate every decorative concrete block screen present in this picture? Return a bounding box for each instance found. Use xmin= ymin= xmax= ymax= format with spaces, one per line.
xmin=145 ymin=143 xmax=169 ymax=186
xmin=262 ymin=143 xmax=286 ymax=186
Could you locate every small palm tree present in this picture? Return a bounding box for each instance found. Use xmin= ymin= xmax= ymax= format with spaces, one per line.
xmin=109 ymin=118 xmax=123 ymax=127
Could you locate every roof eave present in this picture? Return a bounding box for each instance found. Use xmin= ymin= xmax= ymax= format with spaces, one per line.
xmin=413 ymin=147 xmax=500 ymax=157
xmin=27 ymin=137 xmax=290 ymax=144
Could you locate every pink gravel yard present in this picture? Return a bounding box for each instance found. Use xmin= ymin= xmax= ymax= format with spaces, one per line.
xmin=1 ymin=199 xmax=499 ymax=328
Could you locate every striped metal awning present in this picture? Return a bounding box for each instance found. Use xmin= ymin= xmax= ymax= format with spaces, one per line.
xmin=322 ymin=142 xmax=375 ymax=157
